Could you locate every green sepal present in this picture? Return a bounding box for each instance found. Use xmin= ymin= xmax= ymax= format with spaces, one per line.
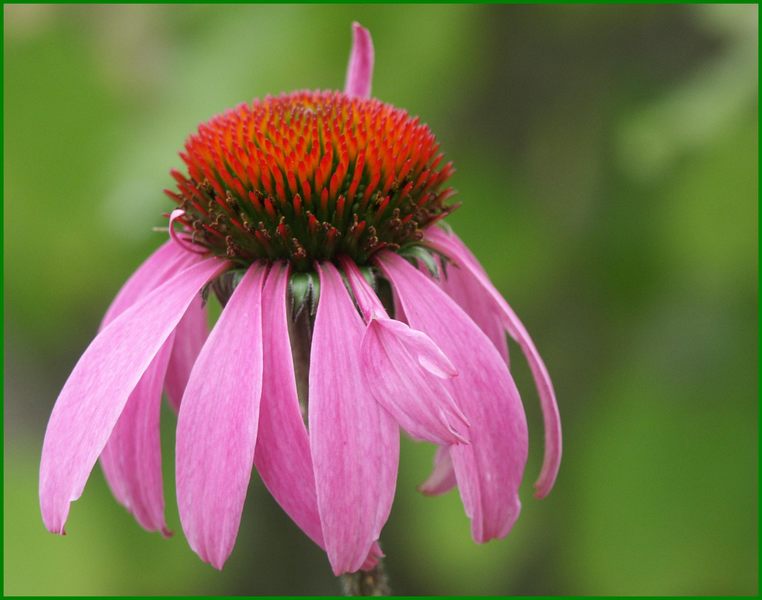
xmin=399 ymin=245 xmax=441 ymax=279
xmin=358 ymin=265 xmax=377 ymax=290
xmin=436 ymin=221 xmax=454 ymax=235
xmin=230 ymin=268 xmax=246 ymax=288
xmin=289 ymin=270 xmax=320 ymax=317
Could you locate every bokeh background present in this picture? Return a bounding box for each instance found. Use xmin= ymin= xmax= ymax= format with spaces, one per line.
xmin=4 ymin=4 xmax=758 ymax=595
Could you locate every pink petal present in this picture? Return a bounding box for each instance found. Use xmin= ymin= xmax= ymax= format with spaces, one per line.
xmin=309 ymin=262 xmax=398 ymax=575
xmin=362 ymin=319 xmax=469 ymax=444
xmin=39 ymin=257 xmax=228 ymax=534
xmin=344 ymin=22 xmax=374 ymax=99
xmin=428 ymin=228 xmax=562 ymax=498
xmin=169 ymin=208 xmax=208 ymax=255
xmin=361 ymin=542 xmax=385 ymax=571
xmin=418 ymin=446 xmax=457 ymax=496
xmin=175 ymin=262 xmax=267 ymax=570
xmin=97 ymin=241 xmax=198 ymax=535
xmin=252 ymin=263 xmax=383 ymax=571
xmin=340 ymin=258 xmax=469 ymax=445
xmin=100 ymin=240 xmax=197 ymax=328
xmin=164 ymin=295 xmax=208 ymax=412
xmin=99 ymin=336 xmax=174 ymax=536
xmin=437 ymin=253 xmax=510 ymax=365
xmin=253 ymin=261 xmax=325 ymax=549
xmin=377 ymin=251 xmax=528 ymax=542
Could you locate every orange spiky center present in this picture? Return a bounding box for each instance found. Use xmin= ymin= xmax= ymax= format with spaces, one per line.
xmin=166 ymin=90 xmax=457 ymax=268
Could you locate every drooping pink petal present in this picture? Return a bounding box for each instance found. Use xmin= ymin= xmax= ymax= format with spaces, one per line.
xmin=97 ymin=241 xmax=199 ymax=535
xmin=340 ymin=257 xmax=469 ymax=445
xmin=333 ymin=257 xmax=383 ymax=320
xmin=437 ymin=253 xmax=510 ymax=365
xmin=362 ymin=319 xmax=471 ymax=445
xmin=371 ymin=426 xmax=399 ymax=548
xmin=344 ymin=22 xmax=374 ymax=99
xmin=99 ymin=335 xmax=175 ymax=536
xmin=253 ymin=261 xmax=324 ymax=549
xmin=428 ymin=227 xmax=561 ymax=498
xmin=175 ymin=262 xmax=267 ymax=570
xmin=164 ymin=294 xmax=208 ymax=412
xmin=377 ymin=251 xmax=527 ymax=542
xmin=39 ymin=257 xmax=228 ymax=534
xmin=309 ymin=262 xmax=398 ymax=575
xmin=100 ymin=240 xmax=198 ymax=328
xmin=253 ymin=262 xmax=383 ymax=572
xmin=418 ymin=446 xmax=457 ymax=496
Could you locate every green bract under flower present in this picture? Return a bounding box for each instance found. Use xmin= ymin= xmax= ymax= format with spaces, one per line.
xmin=166 ymin=90 xmax=457 ymax=269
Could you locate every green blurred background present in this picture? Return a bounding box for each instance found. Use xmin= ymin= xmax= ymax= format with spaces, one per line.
xmin=4 ymin=4 xmax=758 ymax=595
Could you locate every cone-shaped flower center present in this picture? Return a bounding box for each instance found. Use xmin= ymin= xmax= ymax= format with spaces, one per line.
xmin=167 ymin=91 xmax=456 ymax=268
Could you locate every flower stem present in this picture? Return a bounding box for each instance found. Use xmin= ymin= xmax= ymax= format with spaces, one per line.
xmin=340 ymin=560 xmax=391 ymax=596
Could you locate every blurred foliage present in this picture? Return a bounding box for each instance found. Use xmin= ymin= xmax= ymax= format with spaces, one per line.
xmin=3 ymin=4 xmax=758 ymax=595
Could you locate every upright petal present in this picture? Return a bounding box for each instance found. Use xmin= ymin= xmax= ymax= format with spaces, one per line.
xmin=340 ymin=258 xmax=469 ymax=445
xmin=99 ymin=336 xmax=174 ymax=535
xmin=39 ymin=257 xmax=228 ymax=534
xmin=428 ymin=228 xmax=562 ymax=498
xmin=419 ymin=446 xmax=457 ymax=496
xmin=378 ymin=252 xmax=528 ymax=542
xmin=175 ymin=262 xmax=267 ymax=570
xmin=164 ymin=295 xmax=208 ymax=412
xmin=309 ymin=262 xmax=398 ymax=575
xmin=344 ymin=22 xmax=374 ymax=99
xmin=253 ymin=262 xmax=324 ymax=549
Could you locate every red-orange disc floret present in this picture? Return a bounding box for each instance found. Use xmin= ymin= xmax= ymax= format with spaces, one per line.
xmin=166 ymin=90 xmax=457 ymax=268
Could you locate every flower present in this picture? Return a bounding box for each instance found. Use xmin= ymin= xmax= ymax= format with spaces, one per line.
xmin=39 ymin=22 xmax=561 ymax=577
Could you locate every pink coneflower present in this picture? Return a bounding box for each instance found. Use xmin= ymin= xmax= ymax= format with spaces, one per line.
xmin=39 ymin=23 xmax=561 ymax=580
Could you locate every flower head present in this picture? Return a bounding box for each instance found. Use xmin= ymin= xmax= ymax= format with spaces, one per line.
xmin=168 ymin=90 xmax=455 ymax=268
xmin=39 ymin=22 xmax=561 ymax=578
